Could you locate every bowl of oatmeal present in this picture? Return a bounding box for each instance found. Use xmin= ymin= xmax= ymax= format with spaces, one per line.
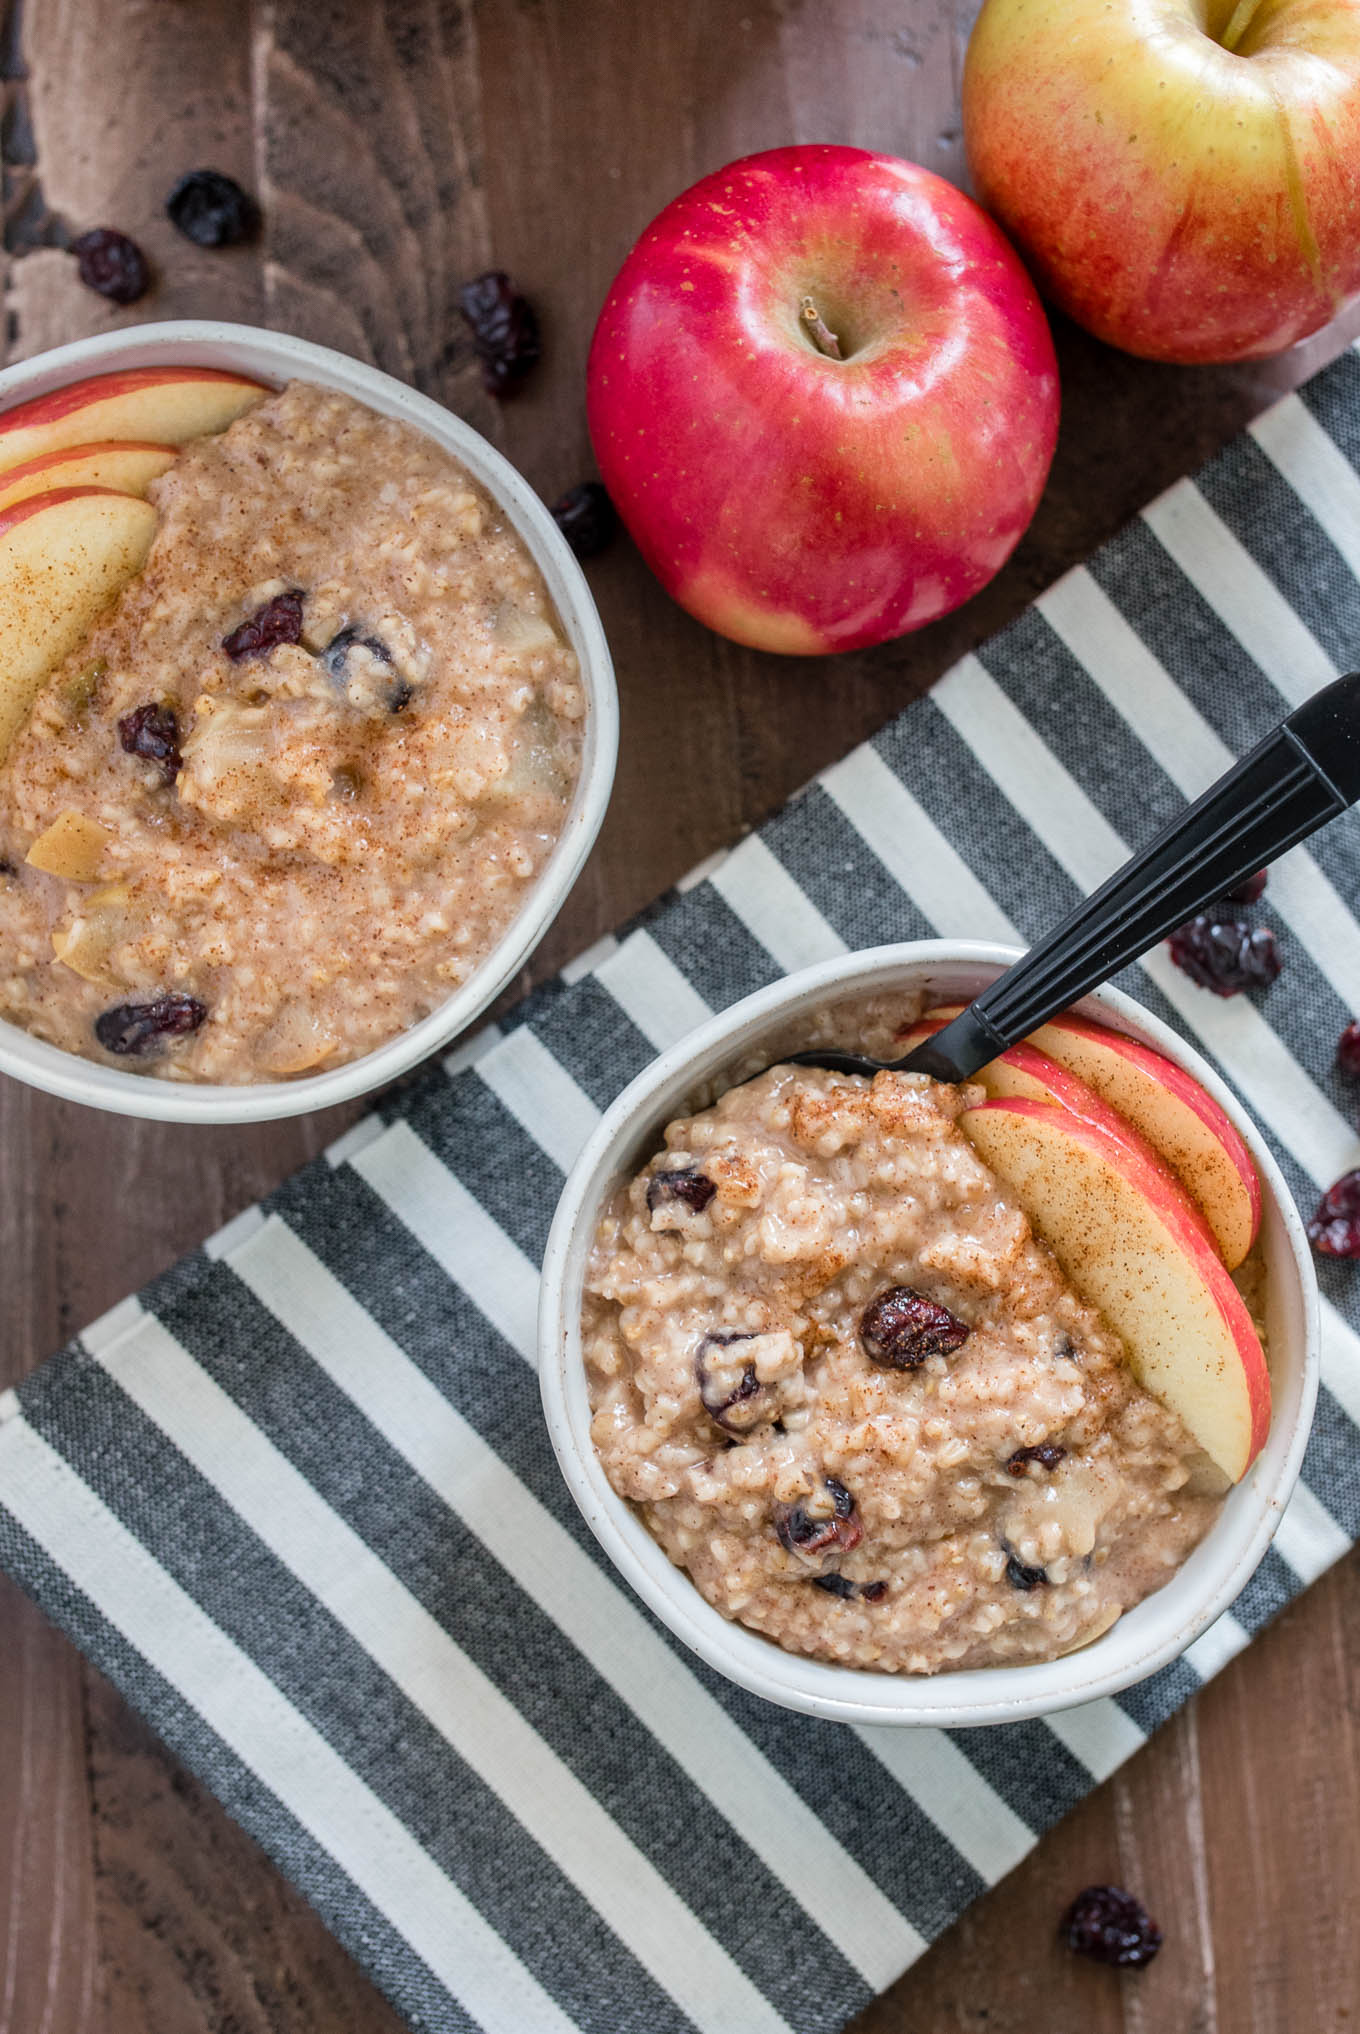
xmin=0 ymin=322 xmax=616 ymax=1121
xmin=539 ymin=942 xmax=1318 ymax=1726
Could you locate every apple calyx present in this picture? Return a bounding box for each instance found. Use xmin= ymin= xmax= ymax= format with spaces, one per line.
xmin=798 ymin=295 xmax=843 ymax=360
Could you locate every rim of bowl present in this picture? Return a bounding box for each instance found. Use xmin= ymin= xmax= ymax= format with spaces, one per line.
xmin=0 ymin=321 xmax=618 ymax=1123
xmin=539 ymin=939 xmax=1320 ymax=1727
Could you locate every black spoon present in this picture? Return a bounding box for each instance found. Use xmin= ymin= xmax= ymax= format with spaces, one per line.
xmin=783 ymin=669 xmax=1360 ymax=1085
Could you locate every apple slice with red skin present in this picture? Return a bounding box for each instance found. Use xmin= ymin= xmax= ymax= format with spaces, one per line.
xmin=0 ymin=367 xmax=267 ymax=475
xmin=0 ymin=439 xmax=178 ymax=514
xmin=960 ymin=1095 xmax=1270 ymax=1483
xmin=901 ymin=1003 xmax=1260 ymax=1269
xmin=0 ymin=486 xmax=157 ymax=760
xmin=903 ymin=1022 xmax=1230 ymax=1255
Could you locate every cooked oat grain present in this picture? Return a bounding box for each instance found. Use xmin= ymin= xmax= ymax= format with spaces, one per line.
xmin=0 ymin=381 xmax=584 ymax=1082
xmin=584 ymin=1039 xmax=1228 ymax=1675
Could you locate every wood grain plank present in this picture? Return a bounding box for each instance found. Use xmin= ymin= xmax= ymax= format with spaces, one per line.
xmin=7 ymin=0 xmax=265 ymax=359
xmin=0 ymin=1573 xmax=102 ymax=2034
xmin=81 ymin=1673 xmax=407 ymax=2034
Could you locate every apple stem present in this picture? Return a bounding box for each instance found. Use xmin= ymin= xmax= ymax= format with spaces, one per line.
xmin=799 ymin=295 xmax=843 ymax=361
xmin=1218 ymin=0 xmax=1265 ymax=50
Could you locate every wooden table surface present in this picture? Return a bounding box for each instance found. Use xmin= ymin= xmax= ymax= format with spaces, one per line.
xmin=4 ymin=2 xmax=1360 ymax=2030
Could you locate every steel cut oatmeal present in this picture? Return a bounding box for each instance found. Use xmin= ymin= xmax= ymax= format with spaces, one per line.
xmin=584 ymin=1000 xmax=1230 ymax=1675
xmin=0 ymin=381 xmax=584 ymax=1081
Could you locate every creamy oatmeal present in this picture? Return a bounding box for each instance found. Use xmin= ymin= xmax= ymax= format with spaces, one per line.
xmin=0 ymin=380 xmax=584 ymax=1081
xmin=584 ymin=1000 xmax=1230 ymax=1675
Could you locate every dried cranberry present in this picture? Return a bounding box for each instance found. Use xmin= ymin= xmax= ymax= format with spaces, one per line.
xmin=458 ymin=271 xmax=541 ymax=397
xmin=1004 ymin=1552 xmax=1048 ymax=1591
xmin=322 ymin=626 xmax=391 ymax=679
xmin=223 ymin=589 xmax=304 ymax=661
xmin=1307 ymin=1170 xmax=1360 ymax=1258
xmin=1006 ymin=1443 xmax=1066 ymax=1475
xmin=859 ymin=1286 xmax=970 ymax=1370
xmin=320 ymin=626 xmax=410 ymax=711
xmin=775 ymin=1478 xmax=863 ymax=1562
xmin=646 ymin=1167 xmax=715 ymax=1216
xmin=695 ymin=1332 xmax=765 ymax=1433
xmin=1167 ymin=915 xmax=1281 ymax=996
xmin=71 ymin=228 xmax=150 ymax=304
xmin=166 ymin=169 xmax=258 ymax=247
xmin=1062 ymin=1885 xmax=1163 ymax=1969
xmin=1224 ymin=869 xmax=1267 ymax=906
xmin=551 ymin=481 xmax=617 ymax=560
xmin=812 ymin=1574 xmax=887 ymax=1603
xmin=117 ymin=702 xmax=181 ymax=780
xmin=94 ymin=993 xmax=206 ymax=1057
xmin=1337 ymin=1022 xmax=1360 ymax=1078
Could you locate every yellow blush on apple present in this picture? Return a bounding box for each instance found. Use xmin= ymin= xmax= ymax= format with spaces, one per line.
xmin=963 ymin=0 xmax=1360 ymax=364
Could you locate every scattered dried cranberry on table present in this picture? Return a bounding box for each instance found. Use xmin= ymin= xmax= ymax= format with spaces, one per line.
xmin=166 ymin=169 xmax=258 ymax=247
xmin=859 ymin=1285 xmax=970 ymax=1369
xmin=1167 ymin=914 xmax=1281 ymax=995
xmin=1337 ymin=1020 xmax=1360 ymax=1078
xmin=552 ymin=481 xmax=617 ymax=559
xmin=71 ymin=227 xmax=150 ymax=304
xmin=94 ymin=994 xmax=207 ymax=1057
xmin=222 ymin=588 xmax=305 ymax=662
xmin=1308 ymin=1170 xmax=1360 ymax=1258
xmin=458 ymin=271 xmax=541 ymax=396
xmin=1062 ymin=1884 xmax=1163 ymax=1968
xmin=117 ymin=701 xmax=181 ymax=780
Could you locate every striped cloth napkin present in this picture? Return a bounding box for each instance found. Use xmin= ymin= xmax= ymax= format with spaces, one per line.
xmin=4 ymin=341 xmax=1360 ymax=2034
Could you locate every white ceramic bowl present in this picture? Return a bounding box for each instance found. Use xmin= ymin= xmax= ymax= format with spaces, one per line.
xmin=540 ymin=941 xmax=1319 ymax=1727
xmin=0 ymin=321 xmax=617 ymax=1122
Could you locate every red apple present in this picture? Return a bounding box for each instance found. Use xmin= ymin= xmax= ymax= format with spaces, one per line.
xmin=586 ymin=145 xmax=1059 ymax=656
xmin=961 ymin=1096 xmax=1271 ymax=1482
xmin=963 ymin=0 xmax=1360 ymax=364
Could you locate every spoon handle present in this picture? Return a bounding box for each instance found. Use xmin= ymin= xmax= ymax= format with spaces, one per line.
xmin=912 ymin=670 xmax=1360 ymax=1084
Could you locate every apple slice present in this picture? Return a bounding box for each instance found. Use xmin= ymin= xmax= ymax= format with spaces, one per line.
xmin=960 ymin=1095 xmax=1270 ymax=1482
xmin=0 ymin=487 xmax=157 ymax=761
xmin=904 ymin=1022 xmax=1228 ymax=1245
xmin=902 ymin=1003 xmax=1260 ymax=1269
xmin=0 ymin=367 xmax=268 ymax=475
xmin=1026 ymin=1013 xmax=1259 ymax=1271
xmin=0 ymin=439 xmax=177 ymax=514
xmin=25 ymin=809 xmax=112 ymax=881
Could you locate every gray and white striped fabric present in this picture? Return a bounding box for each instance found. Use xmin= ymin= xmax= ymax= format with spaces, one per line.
xmin=5 ymin=343 xmax=1360 ymax=2034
